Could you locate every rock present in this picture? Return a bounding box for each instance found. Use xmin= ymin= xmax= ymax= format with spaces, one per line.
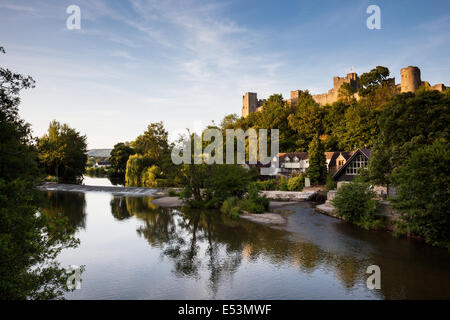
xmin=151 ymin=197 xmax=183 ymax=207
xmin=240 ymin=211 xmax=287 ymax=226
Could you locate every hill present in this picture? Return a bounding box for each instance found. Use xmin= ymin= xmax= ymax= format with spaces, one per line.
xmin=87 ymin=149 xmax=112 ymax=158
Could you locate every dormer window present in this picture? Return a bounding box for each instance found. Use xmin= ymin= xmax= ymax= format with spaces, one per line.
xmin=293 ymin=156 xmax=299 ymax=162
xmin=285 ymin=157 xmax=290 ymax=162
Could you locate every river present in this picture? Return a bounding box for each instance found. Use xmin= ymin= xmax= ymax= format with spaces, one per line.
xmin=38 ymin=178 xmax=450 ymax=299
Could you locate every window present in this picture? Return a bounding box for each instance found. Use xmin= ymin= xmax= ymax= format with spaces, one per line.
xmin=285 ymin=157 xmax=290 ymax=162
xmin=338 ymin=160 xmax=345 ymax=167
xmin=345 ymin=154 xmax=368 ymax=175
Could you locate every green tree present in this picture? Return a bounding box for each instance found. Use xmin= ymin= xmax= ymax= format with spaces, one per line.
xmin=109 ymin=142 xmax=135 ymax=178
xmin=1 ymin=46 xmax=80 ymax=299
xmin=358 ymin=66 xmax=392 ymax=97
xmin=288 ymin=96 xmax=323 ymax=151
xmin=368 ymin=90 xmax=449 ymax=186
xmin=391 ymin=141 xmax=450 ymax=248
xmin=338 ymin=82 xmax=356 ymax=104
xmin=306 ymin=136 xmax=327 ymax=185
xmin=133 ymin=122 xmax=170 ymax=162
xmin=38 ymin=120 xmax=87 ymax=183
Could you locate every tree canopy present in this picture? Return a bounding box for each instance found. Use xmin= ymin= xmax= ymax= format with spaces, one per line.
xmin=38 ymin=120 xmax=88 ymax=183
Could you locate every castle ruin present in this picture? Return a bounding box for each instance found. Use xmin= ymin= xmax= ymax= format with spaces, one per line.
xmin=242 ymin=66 xmax=447 ymax=117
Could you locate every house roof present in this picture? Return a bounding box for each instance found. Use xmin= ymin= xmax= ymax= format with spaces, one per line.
xmin=278 ymin=152 xmax=308 ymax=162
xmin=332 ymin=148 xmax=371 ymax=180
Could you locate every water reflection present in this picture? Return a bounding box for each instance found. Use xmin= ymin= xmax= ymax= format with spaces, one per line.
xmin=41 ymin=190 xmax=450 ymax=299
xmin=40 ymin=191 xmax=87 ymax=232
xmin=117 ymin=196 xmax=378 ymax=297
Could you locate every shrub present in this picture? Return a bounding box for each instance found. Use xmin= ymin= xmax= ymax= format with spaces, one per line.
xmin=168 ymin=189 xmax=180 ymax=197
xmin=253 ymin=179 xmax=277 ymax=191
xmin=332 ymin=181 xmax=380 ymax=229
xmin=279 ymin=176 xmax=288 ymax=191
xmin=288 ymin=175 xmax=304 ymax=191
xmin=220 ymin=197 xmax=241 ymax=218
xmin=325 ymin=173 xmax=337 ymax=191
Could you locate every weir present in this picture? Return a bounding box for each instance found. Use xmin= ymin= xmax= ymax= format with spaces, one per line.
xmin=38 ymin=183 xmax=161 ymax=196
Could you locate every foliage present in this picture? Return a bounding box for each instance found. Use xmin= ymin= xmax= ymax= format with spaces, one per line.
xmin=325 ymin=173 xmax=337 ymax=191
xmin=125 ymin=154 xmax=152 ymax=187
xmin=1 ymin=46 xmax=80 ymax=299
xmin=338 ymin=82 xmax=356 ymax=104
xmin=168 ymin=189 xmax=180 ymax=197
xmin=279 ymin=176 xmax=288 ymax=191
xmin=287 ymin=174 xmax=304 ymax=191
xmin=358 ymin=66 xmax=391 ymax=97
xmin=85 ymin=166 xmax=107 ymax=176
xmin=109 ymin=142 xmax=135 ymax=178
xmin=391 ymin=141 xmax=450 ymax=248
xmin=239 ymin=183 xmax=269 ymax=214
xmin=288 ymin=95 xmax=323 ymax=151
xmin=220 ymin=184 xmax=269 ymax=217
xmin=125 ymin=122 xmax=180 ymax=187
xmin=253 ymin=179 xmax=278 ymax=191
xmin=368 ymin=90 xmax=449 ymax=186
xmin=220 ymin=197 xmax=241 ymax=218
xmin=332 ymin=181 xmax=380 ymax=229
xmin=180 ymin=161 xmax=257 ymax=209
xmin=306 ymin=136 xmax=327 ymax=185
xmin=141 ymin=165 xmax=161 ymax=188
xmin=38 ymin=120 xmax=88 ymax=183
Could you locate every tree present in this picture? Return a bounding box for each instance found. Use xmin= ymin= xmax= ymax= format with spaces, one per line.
xmin=368 ymin=90 xmax=449 ymax=186
xmin=38 ymin=120 xmax=87 ymax=183
xmin=127 ymin=122 xmax=179 ymax=187
xmin=109 ymin=142 xmax=135 ymax=178
xmin=306 ymin=136 xmax=327 ymax=185
xmin=358 ymin=66 xmax=392 ymax=97
xmin=391 ymin=141 xmax=450 ymax=248
xmin=133 ymin=122 xmax=170 ymax=162
xmin=1 ymin=46 xmax=80 ymax=299
xmin=288 ymin=97 xmax=323 ymax=151
xmin=338 ymin=82 xmax=356 ymax=104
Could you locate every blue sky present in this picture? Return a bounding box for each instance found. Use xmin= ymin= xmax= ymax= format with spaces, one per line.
xmin=1 ymin=0 xmax=449 ymax=148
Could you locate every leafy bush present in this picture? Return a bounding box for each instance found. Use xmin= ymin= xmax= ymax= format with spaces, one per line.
xmin=288 ymin=175 xmax=304 ymax=191
xmin=168 ymin=189 xmax=180 ymax=197
xmin=220 ymin=184 xmax=269 ymax=216
xmin=332 ymin=181 xmax=380 ymax=229
xmin=325 ymin=173 xmax=337 ymax=190
xmin=253 ymin=179 xmax=277 ymax=191
xmin=391 ymin=141 xmax=450 ymax=248
xmin=220 ymin=197 xmax=241 ymax=218
xmin=279 ymin=176 xmax=288 ymax=191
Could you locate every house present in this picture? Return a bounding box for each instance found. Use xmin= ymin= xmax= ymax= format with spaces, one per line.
xmin=275 ymin=151 xmax=353 ymax=176
xmin=94 ymin=161 xmax=111 ymax=168
xmin=278 ymin=152 xmax=309 ymax=175
xmin=332 ymin=148 xmax=371 ymax=187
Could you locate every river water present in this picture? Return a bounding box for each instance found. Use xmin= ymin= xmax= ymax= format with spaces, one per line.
xmin=39 ymin=181 xmax=450 ymax=299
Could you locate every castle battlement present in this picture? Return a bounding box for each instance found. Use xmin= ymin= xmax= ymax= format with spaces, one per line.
xmin=241 ymin=66 xmax=447 ymax=117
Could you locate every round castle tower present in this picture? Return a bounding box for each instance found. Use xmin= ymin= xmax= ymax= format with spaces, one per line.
xmin=400 ymin=66 xmax=421 ymax=93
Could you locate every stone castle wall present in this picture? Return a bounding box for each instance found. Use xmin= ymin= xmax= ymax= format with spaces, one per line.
xmin=242 ymin=66 xmax=447 ymax=117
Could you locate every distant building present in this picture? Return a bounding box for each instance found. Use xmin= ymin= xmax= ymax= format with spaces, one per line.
xmin=94 ymin=161 xmax=111 ymax=168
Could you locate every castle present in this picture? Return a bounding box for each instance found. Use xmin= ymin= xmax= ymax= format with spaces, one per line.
xmin=242 ymin=66 xmax=447 ymax=117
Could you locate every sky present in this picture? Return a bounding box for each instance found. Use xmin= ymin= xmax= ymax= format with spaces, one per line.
xmin=1 ymin=0 xmax=449 ymax=149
